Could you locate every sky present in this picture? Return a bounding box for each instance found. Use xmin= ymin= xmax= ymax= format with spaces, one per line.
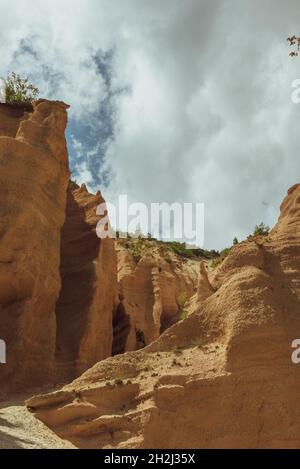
xmin=1 ymin=0 xmax=300 ymax=249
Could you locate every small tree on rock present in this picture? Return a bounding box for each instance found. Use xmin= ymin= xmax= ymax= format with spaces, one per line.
xmin=2 ymin=72 xmax=39 ymax=104
xmin=253 ymin=222 xmax=270 ymax=237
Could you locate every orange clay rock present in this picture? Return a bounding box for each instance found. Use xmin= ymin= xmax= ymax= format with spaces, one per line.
xmin=112 ymin=239 xmax=200 ymax=355
xmin=27 ymin=184 xmax=300 ymax=449
xmin=0 ymin=101 xmax=70 ymax=395
xmin=55 ymin=184 xmax=117 ymax=382
xmin=197 ymin=261 xmax=215 ymax=301
xmin=0 ymin=103 xmax=117 ymax=396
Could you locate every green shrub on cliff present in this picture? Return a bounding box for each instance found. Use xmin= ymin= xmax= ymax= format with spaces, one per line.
xmin=211 ymin=247 xmax=231 ymax=269
xmin=2 ymin=72 xmax=39 ymax=104
xmin=252 ymin=222 xmax=270 ymax=237
xmin=177 ymin=291 xmax=189 ymax=320
xmin=246 ymin=222 xmax=270 ymax=240
xmin=158 ymin=241 xmax=218 ymax=260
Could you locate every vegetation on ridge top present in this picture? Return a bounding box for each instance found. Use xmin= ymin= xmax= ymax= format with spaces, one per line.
xmin=1 ymin=72 xmax=39 ymax=105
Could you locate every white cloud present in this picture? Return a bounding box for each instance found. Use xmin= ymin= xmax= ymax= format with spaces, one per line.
xmin=1 ymin=0 xmax=300 ymax=248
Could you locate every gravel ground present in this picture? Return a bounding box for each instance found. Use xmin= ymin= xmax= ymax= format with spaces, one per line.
xmin=0 ymin=395 xmax=75 ymax=449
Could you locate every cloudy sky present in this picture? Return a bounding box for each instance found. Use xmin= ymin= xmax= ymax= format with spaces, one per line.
xmin=1 ymin=0 xmax=300 ymax=249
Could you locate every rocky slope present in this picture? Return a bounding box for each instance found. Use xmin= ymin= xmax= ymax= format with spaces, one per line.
xmin=0 ymin=393 xmax=75 ymax=449
xmin=27 ymin=184 xmax=300 ymax=449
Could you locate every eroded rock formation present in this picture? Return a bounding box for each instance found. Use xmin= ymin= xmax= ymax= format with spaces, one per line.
xmin=27 ymin=184 xmax=300 ymax=449
xmin=0 ymin=100 xmax=70 ymax=395
xmin=197 ymin=261 xmax=215 ymax=302
xmin=56 ymin=185 xmax=117 ymax=381
xmin=113 ymin=240 xmax=199 ymax=355
xmin=0 ymin=102 xmax=117 ymax=396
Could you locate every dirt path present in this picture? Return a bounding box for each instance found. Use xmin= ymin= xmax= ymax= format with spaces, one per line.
xmin=0 ymin=394 xmax=75 ymax=449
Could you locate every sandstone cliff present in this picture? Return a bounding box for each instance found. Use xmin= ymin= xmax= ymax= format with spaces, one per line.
xmin=0 ymin=102 xmax=117 ymax=396
xmin=0 ymin=100 xmax=70 ymax=395
xmin=27 ymin=184 xmax=300 ymax=449
xmin=56 ymin=184 xmax=117 ymax=382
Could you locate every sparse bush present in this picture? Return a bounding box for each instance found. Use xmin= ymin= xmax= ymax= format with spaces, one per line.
xmin=211 ymin=247 xmax=231 ymax=269
xmin=132 ymin=238 xmax=144 ymax=258
xmin=166 ymin=242 xmax=219 ymax=260
xmin=211 ymin=257 xmax=221 ymax=269
xmin=201 ymin=249 xmax=220 ymax=259
xmin=177 ymin=291 xmax=188 ymax=308
xmin=252 ymin=222 xmax=270 ymax=237
xmin=161 ymin=241 xmax=195 ymax=259
xmin=123 ymin=237 xmax=152 ymax=263
xmin=180 ymin=309 xmax=189 ymax=321
xmin=119 ymin=234 xmax=219 ymax=262
xmin=233 ymin=237 xmax=238 ymax=245
xmin=220 ymin=247 xmax=231 ymax=257
xmin=2 ymin=72 xmax=39 ymax=104
xmin=177 ymin=291 xmax=189 ymax=320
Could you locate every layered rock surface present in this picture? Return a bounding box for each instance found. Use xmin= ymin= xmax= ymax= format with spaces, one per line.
xmin=0 ymin=100 xmax=70 ymax=395
xmin=27 ymin=184 xmax=300 ymax=448
xmin=113 ymin=239 xmax=199 ymax=355
xmin=0 ymin=102 xmax=117 ymax=396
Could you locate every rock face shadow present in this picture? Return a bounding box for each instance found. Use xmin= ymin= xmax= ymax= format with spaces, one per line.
xmin=55 ymin=189 xmax=99 ymax=379
xmin=55 ymin=185 xmax=117 ymax=382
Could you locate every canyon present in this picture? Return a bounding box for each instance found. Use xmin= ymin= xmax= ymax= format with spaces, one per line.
xmin=1 ymin=100 xmax=300 ymax=448
xmin=0 ymin=100 xmax=201 ymax=398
